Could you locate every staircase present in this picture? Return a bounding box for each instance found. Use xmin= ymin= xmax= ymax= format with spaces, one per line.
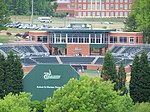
xmin=56 ymin=56 xmax=63 ymax=64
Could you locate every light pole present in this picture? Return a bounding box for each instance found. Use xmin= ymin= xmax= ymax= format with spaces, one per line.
xmin=100 ymin=0 xmax=102 ymax=24
xmin=31 ymin=0 xmax=34 ymax=24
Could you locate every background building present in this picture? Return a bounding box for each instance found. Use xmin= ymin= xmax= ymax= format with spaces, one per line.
xmin=56 ymin=0 xmax=134 ymax=18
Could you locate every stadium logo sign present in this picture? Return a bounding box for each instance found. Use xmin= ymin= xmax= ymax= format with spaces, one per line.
xmin=43 ymin=69 xmax=61 ymax=80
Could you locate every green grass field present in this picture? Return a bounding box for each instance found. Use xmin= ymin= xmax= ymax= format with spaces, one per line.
xmin=0 ymin=35 xmax=16 ymax=43
xmin=10 ymin=15 xmax=125 ymax=29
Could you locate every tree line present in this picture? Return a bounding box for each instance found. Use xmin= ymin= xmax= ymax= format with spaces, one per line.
xmin=3 ymin=0 xmax=58 ymax=16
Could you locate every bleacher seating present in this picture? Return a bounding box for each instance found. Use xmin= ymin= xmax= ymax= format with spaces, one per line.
xmin=21 ymin=58 xmax=37 ymax=66
xmin=34 ymin=46 xmax=47 ymax=52
xmin=95 ymin=57 xmax=104 ymax=64
xmin=60 ymin=57 xmax=95 ymax=64
xmin=111 ymin=45 xmax=150 ymax=58
xmin=0 ymin=44 xmax=49 ymax=57
xmin=32 ymin=57 xmax=59 ymax=64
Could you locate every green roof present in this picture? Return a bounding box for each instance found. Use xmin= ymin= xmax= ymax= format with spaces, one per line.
xmin=43 ymin=28 xmax=116 ymax=33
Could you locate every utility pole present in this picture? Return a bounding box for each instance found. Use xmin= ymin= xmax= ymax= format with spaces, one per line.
xmin=31 ymin=0 xmax=34 ymax=24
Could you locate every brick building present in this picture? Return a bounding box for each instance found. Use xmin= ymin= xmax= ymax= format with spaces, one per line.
xmin=56 ymin=0 xmax=134 ymax=18
xmin=29 ymin=27 xmax=143 ymax=56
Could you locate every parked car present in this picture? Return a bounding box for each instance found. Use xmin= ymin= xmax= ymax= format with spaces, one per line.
xmin=38 ymin=17 xmax=52 ymax=23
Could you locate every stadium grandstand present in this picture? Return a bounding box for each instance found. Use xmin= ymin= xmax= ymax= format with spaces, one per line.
xmin=1 ymin=24 xmax=149 ymax=73
xmin=0 ymin=43 xmax=149 ymax=73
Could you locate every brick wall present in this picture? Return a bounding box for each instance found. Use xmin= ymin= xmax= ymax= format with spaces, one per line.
xmin=67 ymin=44 xmax=90 ymax=56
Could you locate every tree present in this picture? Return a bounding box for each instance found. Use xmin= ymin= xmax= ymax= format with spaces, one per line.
xmin=0 ymin=0 xmax=10 ymax=31
xmin=44 ymin=76 xmax=133 ymax=112
xmin=124 ymin=13 xmax=138 ymax=32
xmin=0 ymin=51 xmax=24 ymax=98
xmin=117 ymin=62 xmax=127 ymax=95
xmin=0 ymin=53 xmax=5 ymax=98
xmin=124 ymin=0 xmax=150 ymax=43
xmin=130 ymin=52 xmax=150 ymax=103
xmin=0 ymin=92 xmax=35 ymax=112
xmin=129 ymin=54 xmax=140 ymax=103
xmin=137 ymin=51 xmax=150 ymax=102
xmin=30 ymin=101 xmax=45 ymax=112
xmin=101 ymin=50 xmax=117 ymax=82
xmin=130 ymin=102 xmax=150 ymax=112
xmin=5 ymin=51 xmax=24 ymax=95
xmin=53 ymin=2 xmax=58 ymax=12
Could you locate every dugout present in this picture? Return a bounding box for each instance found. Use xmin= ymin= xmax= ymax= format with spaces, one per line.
xmin=23 ymin=64 xmax=80 ymax=101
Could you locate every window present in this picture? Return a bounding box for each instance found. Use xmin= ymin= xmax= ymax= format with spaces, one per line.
xmin=97 ymin=4 xmax=100 ymax=9
xmin=136 ymin=37 xmax=138 ymax=43
xmin=130 ymin=37 xmax=134 ymax=44
xmin=43 ymin=36 xmax=47 ymax=43
xmin=85 ymin=37 xmax=89 ymax=43
xmin=120 ymin=4 xmax=123 ymax=9
xmin=88 ymin=4 xmax=91 ymax=9
xmin=106 ymin=0 xmax=109 ymax=2
xmin=110 ymin=12 xmax=114 ymax=17
xmin=124 ymin=12 xmax=128 ymax=17
xmin=124 ymin=0 xmax=128 ymax=3
xmin=78 ymin=0 xmax=82 ymax=2
xmin=110 ymin=36 xmax=117 ymax=43
xmin=71 ymin=4 xmax=75 ymax=9
xmin=110 ymin=4 xmax=114 ymax=9
xmin=78 ymin=12 xmax=82 ymax=16
xmin=91 ymin=33 xmax=95 ymax=43
xmin=102 ymin=12 xmax=104 ymax=16
xmin=115 ymin=0 xmax=118 ymax=2
xmin=37 ymin=36 xmax=47 ymax=43
xmin=68 ymin=38 xmax=72 ymax=43
xmin=106 ymin=4 xmax=109 ymax=10
xmin=88 ymin=12 xmax=91 ymax=16
xmin=111 ymin=0 xmax=114 ymax=2
xmin=129 ymin=0 xmax=132 ymax=3
xmin=79 ymin=38 xmax=84 ymax=43
xmin=97 ymin=12 xmax=100 ymax=16
xmin=120 ymin=12 xmax=123 ymax=17
xmin=102 ymin=4 xmax=104 ymax=10
xmin=31 ymin=36 xmax=34 ymax=41
xmin=61 ymin=33 xmax=66 ymax=43
xmin=120 ymin=37 xmax=127 ymax=43
xmin=92 ymin=12 xmax=95 ymax=16
xmin=106 ymin=12 xmax=109 ymax=16
xmin=124 ymin=4 xmax=128 ymax=9
xmin=88 ymin=0 xmax=91 ymax=2
xmin=83 ymin=0 xmax=86 ymax=2
xmin=92 ymin=0 xmax=95 ymax=2
xmin=92 ymin=4 xmax=95 ymax=10
xmin=83 ymin=12 xmax=86 ymax=16
xmin=78 ymin=4 xmax=82 ymax=9
xmin=73 ymin=37 xmax=78 ymax=43
xmin=115 ymin=4 xmax=118 ymax=9
xmin=115 ymin=12 xmax=118 ymax=16
xmin=120 ymin=0 xmax=123 ymax=3
xmin=83 ymin=4 xmax=86 ymax=9
xmin=56 ymin=37 xmax=60 ymax=43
